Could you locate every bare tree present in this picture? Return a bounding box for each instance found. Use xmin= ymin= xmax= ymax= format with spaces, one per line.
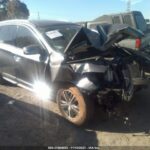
xmin=7 ymin=0 xmax=29 ymax=19
xmin=0 ymin=0 xmax=7 ymax=20
xmin=0 ymin=0 xmax=29 ymax=21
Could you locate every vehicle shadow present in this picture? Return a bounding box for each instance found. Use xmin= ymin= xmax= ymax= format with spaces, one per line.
xmin=86 ymin=88 xmax=150 ymax=134
xmin=0 ymin=93 xmax=98 ymax=146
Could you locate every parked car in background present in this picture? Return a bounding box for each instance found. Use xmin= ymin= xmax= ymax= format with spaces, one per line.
xmin=0 ymin=20 xmax=150 ymax=126
xmin=145 ymin=19 xmax=150 ymax=30
xmin=80 ymin=11 xmax=150 ymax=51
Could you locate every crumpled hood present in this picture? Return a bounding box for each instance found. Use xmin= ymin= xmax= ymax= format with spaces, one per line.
xmin=64 ymin=24 xmax=144 ymax=54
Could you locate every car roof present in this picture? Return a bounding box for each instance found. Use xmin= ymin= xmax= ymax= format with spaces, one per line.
xmin=94 ymin=11 xmax=142 ymax=22
xmin=0 ymin=19 xmax=79 ymax=28
xmin=30 ymin=20 xmax=78 ymax=27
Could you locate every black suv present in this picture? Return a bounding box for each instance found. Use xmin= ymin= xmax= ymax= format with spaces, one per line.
xmin=0 ymin=20 xmax=149 ymax=126
xmin=0 ymin=20 xmax=102 ymax=125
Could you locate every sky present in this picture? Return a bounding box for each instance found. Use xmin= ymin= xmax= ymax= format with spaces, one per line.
xmin=22 ymin=0 xmax=150 ymax=22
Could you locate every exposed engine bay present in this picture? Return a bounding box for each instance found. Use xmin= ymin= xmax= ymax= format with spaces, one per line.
xmin=50 ymin=24 xmax=150 ymax=125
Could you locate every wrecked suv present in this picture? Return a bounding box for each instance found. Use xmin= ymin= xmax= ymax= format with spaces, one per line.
xmin=0 ymin=20 xmax=150 ymax=126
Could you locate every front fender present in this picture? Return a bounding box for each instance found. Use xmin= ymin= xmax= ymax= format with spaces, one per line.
xmin=75 ymin=77 xmax=100 ymax=93
xmin=70 ymin=63 xmax=107 ymax=92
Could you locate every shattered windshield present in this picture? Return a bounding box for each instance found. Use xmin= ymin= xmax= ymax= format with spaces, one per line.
xmin=39 ymin=25 xmax=80 ymax=53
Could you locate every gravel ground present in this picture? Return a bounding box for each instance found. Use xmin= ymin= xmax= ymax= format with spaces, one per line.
xmin=0 ymin=83 xmax=150 ymax=147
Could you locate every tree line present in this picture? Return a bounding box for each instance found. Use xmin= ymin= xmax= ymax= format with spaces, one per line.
xmin=0 ymin=0 xmax=29 ymax=21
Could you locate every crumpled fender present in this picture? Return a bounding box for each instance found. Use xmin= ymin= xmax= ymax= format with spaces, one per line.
xmin=75 ymin=77 xmax=99 ymax=92
xmin=70 ymin=62 xmax=107 ymax=92
xmin=50 ymin=52 xmax=106 ymax=92
xmin=71 ymin=63 xmax=108 ymax=74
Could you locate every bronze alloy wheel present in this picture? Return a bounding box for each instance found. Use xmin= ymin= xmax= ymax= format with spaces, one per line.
xmin=57 ymin=86 xmax=94 ymax=126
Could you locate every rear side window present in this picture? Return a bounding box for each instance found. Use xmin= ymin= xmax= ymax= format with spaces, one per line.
xmin=123 ymin=15 xmax=133 ymax=27
xmin=16 ymin=26 xmax=39 ymax=48
xmin=0 ymin=25 xmax=17 ymax=46
xmin=134 ymin=14 xmax=147 ymax=32
xmin=113 ymin=16 xmax=121 ymax=24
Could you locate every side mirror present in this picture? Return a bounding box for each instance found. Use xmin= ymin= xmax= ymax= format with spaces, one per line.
xmin=23 ymin=45 xmax=42 ymax=55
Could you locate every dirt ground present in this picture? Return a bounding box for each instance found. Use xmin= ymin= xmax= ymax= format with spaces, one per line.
xmin=0 ymin=83 xmax=150 ymax=147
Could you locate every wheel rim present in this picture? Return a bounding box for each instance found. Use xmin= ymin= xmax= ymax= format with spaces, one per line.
xmin=59 ymin=90 xmax=79 ymax=119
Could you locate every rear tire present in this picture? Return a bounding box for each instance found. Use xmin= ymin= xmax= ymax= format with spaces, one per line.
xmin=57 ymin=86 xmax=94 ymax=126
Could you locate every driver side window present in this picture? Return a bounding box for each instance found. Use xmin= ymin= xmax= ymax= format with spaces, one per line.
xmin=16 ymin=26 xmax=40 ymax=49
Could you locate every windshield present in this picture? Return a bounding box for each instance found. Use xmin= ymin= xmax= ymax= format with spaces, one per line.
xmin=39 ymin=25 xmax=80 ymax=53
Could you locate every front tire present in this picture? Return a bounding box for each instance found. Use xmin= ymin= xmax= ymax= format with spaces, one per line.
xmin=57 ymin=86 xmax=94 ymax=126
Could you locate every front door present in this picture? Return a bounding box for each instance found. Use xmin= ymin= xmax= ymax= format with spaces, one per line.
xmin=14 ymin=25 xmax=49 ymax=88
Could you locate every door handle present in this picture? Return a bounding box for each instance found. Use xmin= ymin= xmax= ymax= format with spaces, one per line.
xmin=14 ymin=56 xmax=21 ymax=62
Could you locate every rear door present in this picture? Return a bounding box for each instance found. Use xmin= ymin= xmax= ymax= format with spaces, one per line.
xmin=0 ymin=25 xmax=18 ymax=82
